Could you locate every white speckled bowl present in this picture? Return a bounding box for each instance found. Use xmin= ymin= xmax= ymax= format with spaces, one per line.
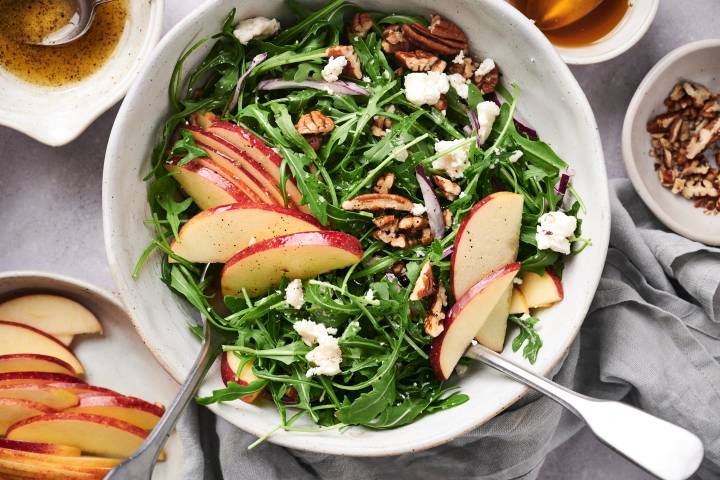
xmin=103 ymin=0 xmax=609 ymax=456
xmin=0 ymin=0 xmax=164 ymax=146
xmin=623 ymin=39 xmax=720 ymax=246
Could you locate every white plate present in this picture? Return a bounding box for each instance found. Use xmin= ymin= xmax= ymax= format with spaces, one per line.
xmin=622 ymin=39 xmax=720 ymax=246
xmin=0 ymin=271 xmax=183 ymax=479
xmin=103 ymin=0 xmax=610 ymax=456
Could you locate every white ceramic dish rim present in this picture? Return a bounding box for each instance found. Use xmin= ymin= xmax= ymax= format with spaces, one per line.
xmin=0 ymin=0 xmax=165 ymax=146
xmin=103 ymin=0 xmax=610 ymax=456
xmin=622 ymin=38 xmax=720 ymax=246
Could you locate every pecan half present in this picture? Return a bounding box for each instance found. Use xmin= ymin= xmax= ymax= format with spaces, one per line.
xmin=410 ymin=261 xmax=434 ymax=301
xmin=433 ymin=94 xmax=448 ymax=112
xmin=349 ymin=12 xmax=373 ymax=38
xmin=473 ymin=65 xmax=499 ymax=94
xmin=394 ymin=50 xmax=446 ymax=72
xmin=373 ymin=172 xmax=395 ymax=194
xmin=326 ymin=45 xmax=363 ymax=79
xmin=296 ymin=111 xmax=334 ymax=135
xmin=429 ymin=14 xmax=468 ymax=45
xmin=342 ymin=193 xmax=414 ymax=212
xmin=402 ymin=23 xmax=466 ymax=56
xmin=447 ymin=57 xmax=477 ymax=79
xmin=398 ymin=216 xmax=429 ymax=230
xmin=433 ymin=175 xmax=461 ymax=200
xmin=373 ymin=229 xmax=407 ymax=248
xmin=424 ymin=283 xmax=447 ymax=337
xmin=381 ymin=25 xmax=411 ymax=53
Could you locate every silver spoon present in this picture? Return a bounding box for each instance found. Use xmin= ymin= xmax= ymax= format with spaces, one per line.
xmin=465 ymin=345 xmax=704 ymax=480
xmin=107 ymin=264 xmax=230 ymax=479
xmin=25 ymin=0 xmax=114 ymax=46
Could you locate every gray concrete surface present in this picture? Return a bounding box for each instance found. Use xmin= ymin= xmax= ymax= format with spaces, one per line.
xmin=1 ymin=0 xmax=716 ymax=478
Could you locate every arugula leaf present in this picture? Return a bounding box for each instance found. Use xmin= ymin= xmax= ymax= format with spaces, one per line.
xmin=196 ymin=380 xmax=268 ymax=405
xmin=510 ymin=315 xmax=543 ymax=364
xmin=336 ymin=368 xmax=396 ymax=425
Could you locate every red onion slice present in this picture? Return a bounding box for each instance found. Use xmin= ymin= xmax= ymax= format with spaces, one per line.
xmin=486 ymin=92 xmax=539 ymax=140
xmin=257 ymin=78 xmax=369 ymax=96
xmin=467 ymin=109 xmax=481 ymax=147
xmin=441 ymin=245 xmax=453 ymax=259
xmin=554 ymin=168 xmax=575 ymax=208
xmin=228 ymin=53 xmax=268 ymax=112
xmin=415 ymin=165 xmax=445 ymax=240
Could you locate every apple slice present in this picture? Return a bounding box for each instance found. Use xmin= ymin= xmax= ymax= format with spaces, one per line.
xmin=0 ymin=294 xmax=102 ymax=346
xmin=45 ymin=383 xmax=119 ymax=397
xmin=474 ymin=286 xmax=512 ymax=353
xmin=0 ymin=372 xmax=85 ymax=387
xmin=451 ymin=192 xmax=524 ymax=299
xmin=0 ymin=398 xmax=57 ymax=435
xmin=0 ymin=354 xmax=78 ymax=376
xmin=0 ymin=384 xmax=79 ymax=409
xmin=0 ymin=447 xmax=121 ymax=468
xmin=0 ymin=439 xmax=80 ymax=456
xmin=221 ymin=231 xmax=363 ymax=297
xmin=65 ymin=395 xmax=164 ymax=430
xmin=0 ymin=322 xmax=84 ymax=374
xmin=518 ymin=269 xmax=564 ymax=308
xmin=54 ymin=334 xmax=75 ymax=345
xmin=220 ymin=352 xmax=263 ymax=403
xmin=0 ymin=455 xmax=108 ymax=480
xmin=170 ymin=203 xmax=322 ymax=263
xmin=165 ymin=157 xmax=254 ymax=210
xmin=6 ymin=413 xmax=147 ymax=458
xmin=509 ymin=287 xmax=530 ymax=315
xmin=431 ymin=263 xmax=520 ymax=380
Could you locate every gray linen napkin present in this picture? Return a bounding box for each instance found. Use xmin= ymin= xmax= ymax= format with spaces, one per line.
xmin=177 ymin=179 xmax=720 ymax=479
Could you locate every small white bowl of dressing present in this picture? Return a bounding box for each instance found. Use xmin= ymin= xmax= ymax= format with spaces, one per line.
xmin=0 ymin=0 xmax=164 ymax=146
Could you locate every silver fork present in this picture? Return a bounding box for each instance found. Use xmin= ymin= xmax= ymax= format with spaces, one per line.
xmin=466 ymin=345 xmax=704 ymax=480
xmin=107 ymin=264 xmax=227 ymax=479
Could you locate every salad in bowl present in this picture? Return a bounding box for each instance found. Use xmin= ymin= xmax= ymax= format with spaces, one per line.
xmin=105 ymin=0 xmax=608 ymax=454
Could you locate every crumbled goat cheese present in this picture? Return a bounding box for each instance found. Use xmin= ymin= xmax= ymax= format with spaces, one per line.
xmin=448 ymin=73 xmax=469 ymax=100
xmin=293 ymin=319 xmax=337 ymax=347
xmin=536 ymin=211 xmax=577 ymax=255
xmin=285 ymin=279 xmax=305 ymax=309
xmin=404 ymin=72 xmax=449 ymax=106
xmin=362 ymin=75 xmax=370 ymax=82
xmin=306 ymin=336 xmax=342 ymax=377
xmin=475 ymin=58 xmax=496 ymax=77
xmin=411 ymin=203 xmax=427 ymax=216
xmin=233 ymin=17 xmax=280 ymax=45
xmin=322 ymin=56 xmax=347 ymax=83
xmin=364 ymin=288 xmax=380 ymax=305
xmin=508 ymin=150 xmax=523 ymax=163
xmin=452 ymin=50 xmax=465 ymax=64
xmin=386 ymin=105 xmax=396 ymax=113
xmin=476 ymin=101 xmax=501 ymax=145
xmin=432 ymin=139 xmax=471 ymax=179
xmin=393 ymin=146 xmax=409 ymax=162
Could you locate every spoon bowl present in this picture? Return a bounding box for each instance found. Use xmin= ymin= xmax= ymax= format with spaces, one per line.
xmin=25 ymin=0 xmax=114 ymax=46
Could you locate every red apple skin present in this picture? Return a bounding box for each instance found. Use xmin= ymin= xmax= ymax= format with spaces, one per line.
xmin=45 ymin=383 xmax=121 ymax=397
xmin=73 ymin=395 xmax=165 ymax=418
xmin=6 ymin=412 xmax=148 ymax=439
xmin=0 ymin=439 xmax=80 ymax=456
xmin=0 ymin=354 xmax=77 ymax=376
xmin=220 ymin=353 xmax=263 ymax=403
xmin=165 ymin=157 xmax=254 ymax=207
xmin=431 ymin=262 xmax=521 ymax=381
xmin=546 ymin=269 xmax=564 ymax=300
xmin=0 ymin=372 xmax=86 ymax=386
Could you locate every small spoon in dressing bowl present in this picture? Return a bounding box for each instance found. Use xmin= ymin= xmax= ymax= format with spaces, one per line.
xmin=24 ymin=0 xmax=115 ymax=46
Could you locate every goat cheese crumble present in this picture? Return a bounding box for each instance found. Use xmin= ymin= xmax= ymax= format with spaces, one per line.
xmin=404 ymin=72 xmax=449 ymax=106
xmin=508 ymin=150 xmax=523 ymax=163
xmin=452 ymin=50 xmax=465 ymax=64
xmin=476 ymin=101 xmax=501 ymax=145
xmin=293 ymin=320 xmax=342 ymax=377
xmin=448 ymin=73 xmax=469 ymax=100
xmin=411 ymin=203 xmax=427 ymax=216
xmin=285 ymin=279 xmax=305 ymax=309
xmin=322 ymin=56 xmax=347 ymax=83
xmin=293 ymin=319 xmax=337 ymax=346
xmin=233 ymin=17 xmax=280 ymax=45
xmin=475 ymin=58 xmax=496 ymax=77
xmin=364 ymin=288 xmax=380 ymax=306
xmin=432 ymin=139 xmax=471 ymax=179
xmin=536 ymin=211 xmax=577 ymax=255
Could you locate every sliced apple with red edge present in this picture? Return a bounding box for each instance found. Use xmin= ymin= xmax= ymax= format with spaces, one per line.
xmin=0 ymin=372 xmax=85 ymax=387
xmin=0 ymin=439 xmax=81 ymax=456
xmin=44 ymin=383 xmax=119 ymax=397
xmin=431 ymin=262 xmax=521 ymax=380
xmin=0 ymin=398 xmax=57 ymax=435
xmin=474 ymin=287 xmax=512 ymax=353
xmin=0 ymin=321 xmax=84 ymax=374
xmin=0 ymin=295 xmax=102 ymax=346
xmin=165 ymin=156 xmax=254 ymax=210
xmin=509 ymin=287 xmax=530 ymax=315
xmin=519 ymin=268 xmax=564 ymax=308
xmin=170 ymin=203 xmax=323 ymax=263
xmin=220 ymin=352 xmax=263 ymax=403
xmin=0 ymin=454 xmax=109 ymax=480
xmin=221 ymin=231 xmax=363 ymax=298
xmin=0 ymin=447 xmax=121 ymax=468
xmin=0 ymin=383 xmax=79 ymax=409
xmin=6 ymin=412 xmax=147 ymax=458
xmin=65 ymin=395 xmax=165 ymax=430
xmin=0 ymin=354 xmax=78 ymax=376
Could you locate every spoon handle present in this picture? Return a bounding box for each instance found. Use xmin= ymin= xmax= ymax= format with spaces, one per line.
xmin=466 ymin=345 xmax=704 ymax=480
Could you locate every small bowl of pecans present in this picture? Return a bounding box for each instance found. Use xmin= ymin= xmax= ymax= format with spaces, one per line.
xmin=623 ymin=39 xmax=720 ymax=246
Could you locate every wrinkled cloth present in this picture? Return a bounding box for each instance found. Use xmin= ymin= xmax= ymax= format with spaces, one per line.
xmin=178 ymin=179 xmax=720 ymax=479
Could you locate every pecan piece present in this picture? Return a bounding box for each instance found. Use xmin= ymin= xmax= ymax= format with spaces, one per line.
xmin=687 ymin=117 xmax=720 ymax=159
xmin=394 ymin=50 xmax=446 ymax=73
xmin=342 ymin=193 xmax=414 ymax=212
xmin=402 ymin=23 xmax=466 ymax=56
xmin=473 ymin=64 xmax=499 ymax=94
xmin=371 ymin=114 xmax=392 ymax=137
xmin=683 ymin=81 xmax=712 ymax=107
xmin=326 ymin=45 xmax=363 ymax=79
xmin=398 ymin=216 xmax=429 ymax=230
xmin=410 ymin=261 xmax=435 ymax=301
xmin=443 ymin=209 xmax=453 ymax=227
xmin=373 ymin=172 xmax=395 ymax=194
xmin=420 ymin=228 xmax=433 ymax=245
xmin=447 ymin=57 xmax=477 ymax=79
xmin=373 ymin=229 xmax=408 ymax=248
xmin=433 ymin=175 xmax=461 ymax=200
xmin=296 ymin=111 xmax=335 ymax=135
xmin=372 ymin=214 xmax=397 ymax=230
xmin=429 ymin=14 xmax=468 ymax=45
xmin=433 ymin=94 xmax=448 ymax=112
xmin=424 ymin=283 xmax=447 ymax=337
xmin=349 ymin=12 xmax=373 ymax=38
xmin=647 ymin=112 xmax=679 ymax=133
xmin=381 ymin=25 xmax=411 ymax=53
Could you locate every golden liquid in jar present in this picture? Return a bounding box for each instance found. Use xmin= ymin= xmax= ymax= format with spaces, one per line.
xmin=0 ymin=0 xmax=128 ymax=87
xmin=510 ymin=0 xmax=630 ymax=48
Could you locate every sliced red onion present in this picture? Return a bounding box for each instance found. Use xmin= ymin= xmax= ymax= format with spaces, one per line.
xmin=486 ymin=92 xmax=539 ymax=140
xmin=228 ymin=53 xmax=268 ymax=112
xmin=441 ymin=245 xmax=453 ymax=259
xmin=462 ymin=125 xmax=472 ymax=136
xmin=554 ymin=168 xmax=575 ymax=208
xmin=415 ymin=165 xmax=445 ymax=240
xmin=257 ymin=78 xmax=369 ymax=96
xmin=467 ymin=109 xmax=481 ymax=147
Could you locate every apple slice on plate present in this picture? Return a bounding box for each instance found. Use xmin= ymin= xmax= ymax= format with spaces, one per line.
xmin=0 ymin=372 xmax=85 ymax=388
xmin=65 ymin=395 xmax=164 ymax=430
xmin=474 ymin=287 xmax=512 ymax=353
xmin=221 ymin=231 xmax=363 ymax=297
xmin=6 ymin=413 xmax=147 ymax=458
xmin=0 ymin=294 xmax=102 ymax=346
xmin=220 ymin=352 xmax=263 ymax=403
xmin=519 ymin=269 xmax=564 ymax=308
xmin=0 ymin=455 xmax=109 ymax=480
xmin=0 ymin=384 xmax=79 ymax=409
xmin=0 ymin=398 xmax=57 ymax=435
xmin=170 ymin=203 xmax=322 ymax=263
xmin=431 ymin=263 xmax=520 ymax=380
xmin=0 ymin=354 xmax=78 ymax=376
xmin=0 ymin=447 xmax=121 ymax=468
xmin=44 ymin=383 xmax=119 ymax=397
xmin=509 ymin=287 xmax=530 ymax=315
xmin=0 ymin=322 xmax=84 ymax=374
xmin=0 ymin=439 xmax=80 ymax=456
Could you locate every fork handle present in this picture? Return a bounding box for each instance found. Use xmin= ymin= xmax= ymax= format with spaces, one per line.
xmin=467 ymin=346 xmax=704 ymax=480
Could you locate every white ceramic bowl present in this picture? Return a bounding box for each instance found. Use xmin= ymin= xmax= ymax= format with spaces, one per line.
xmin=0 ymin=0 xmax=164 ymax=146
xmin=103 ymin=0 xmax=610 ymax=456
xmin=0 ymin=271 xmax=183 ymax=478
xmin=553 ymin=0 xmax=658 ymax=65
xmin=623 ymin=39 xmax=720 ymax=246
